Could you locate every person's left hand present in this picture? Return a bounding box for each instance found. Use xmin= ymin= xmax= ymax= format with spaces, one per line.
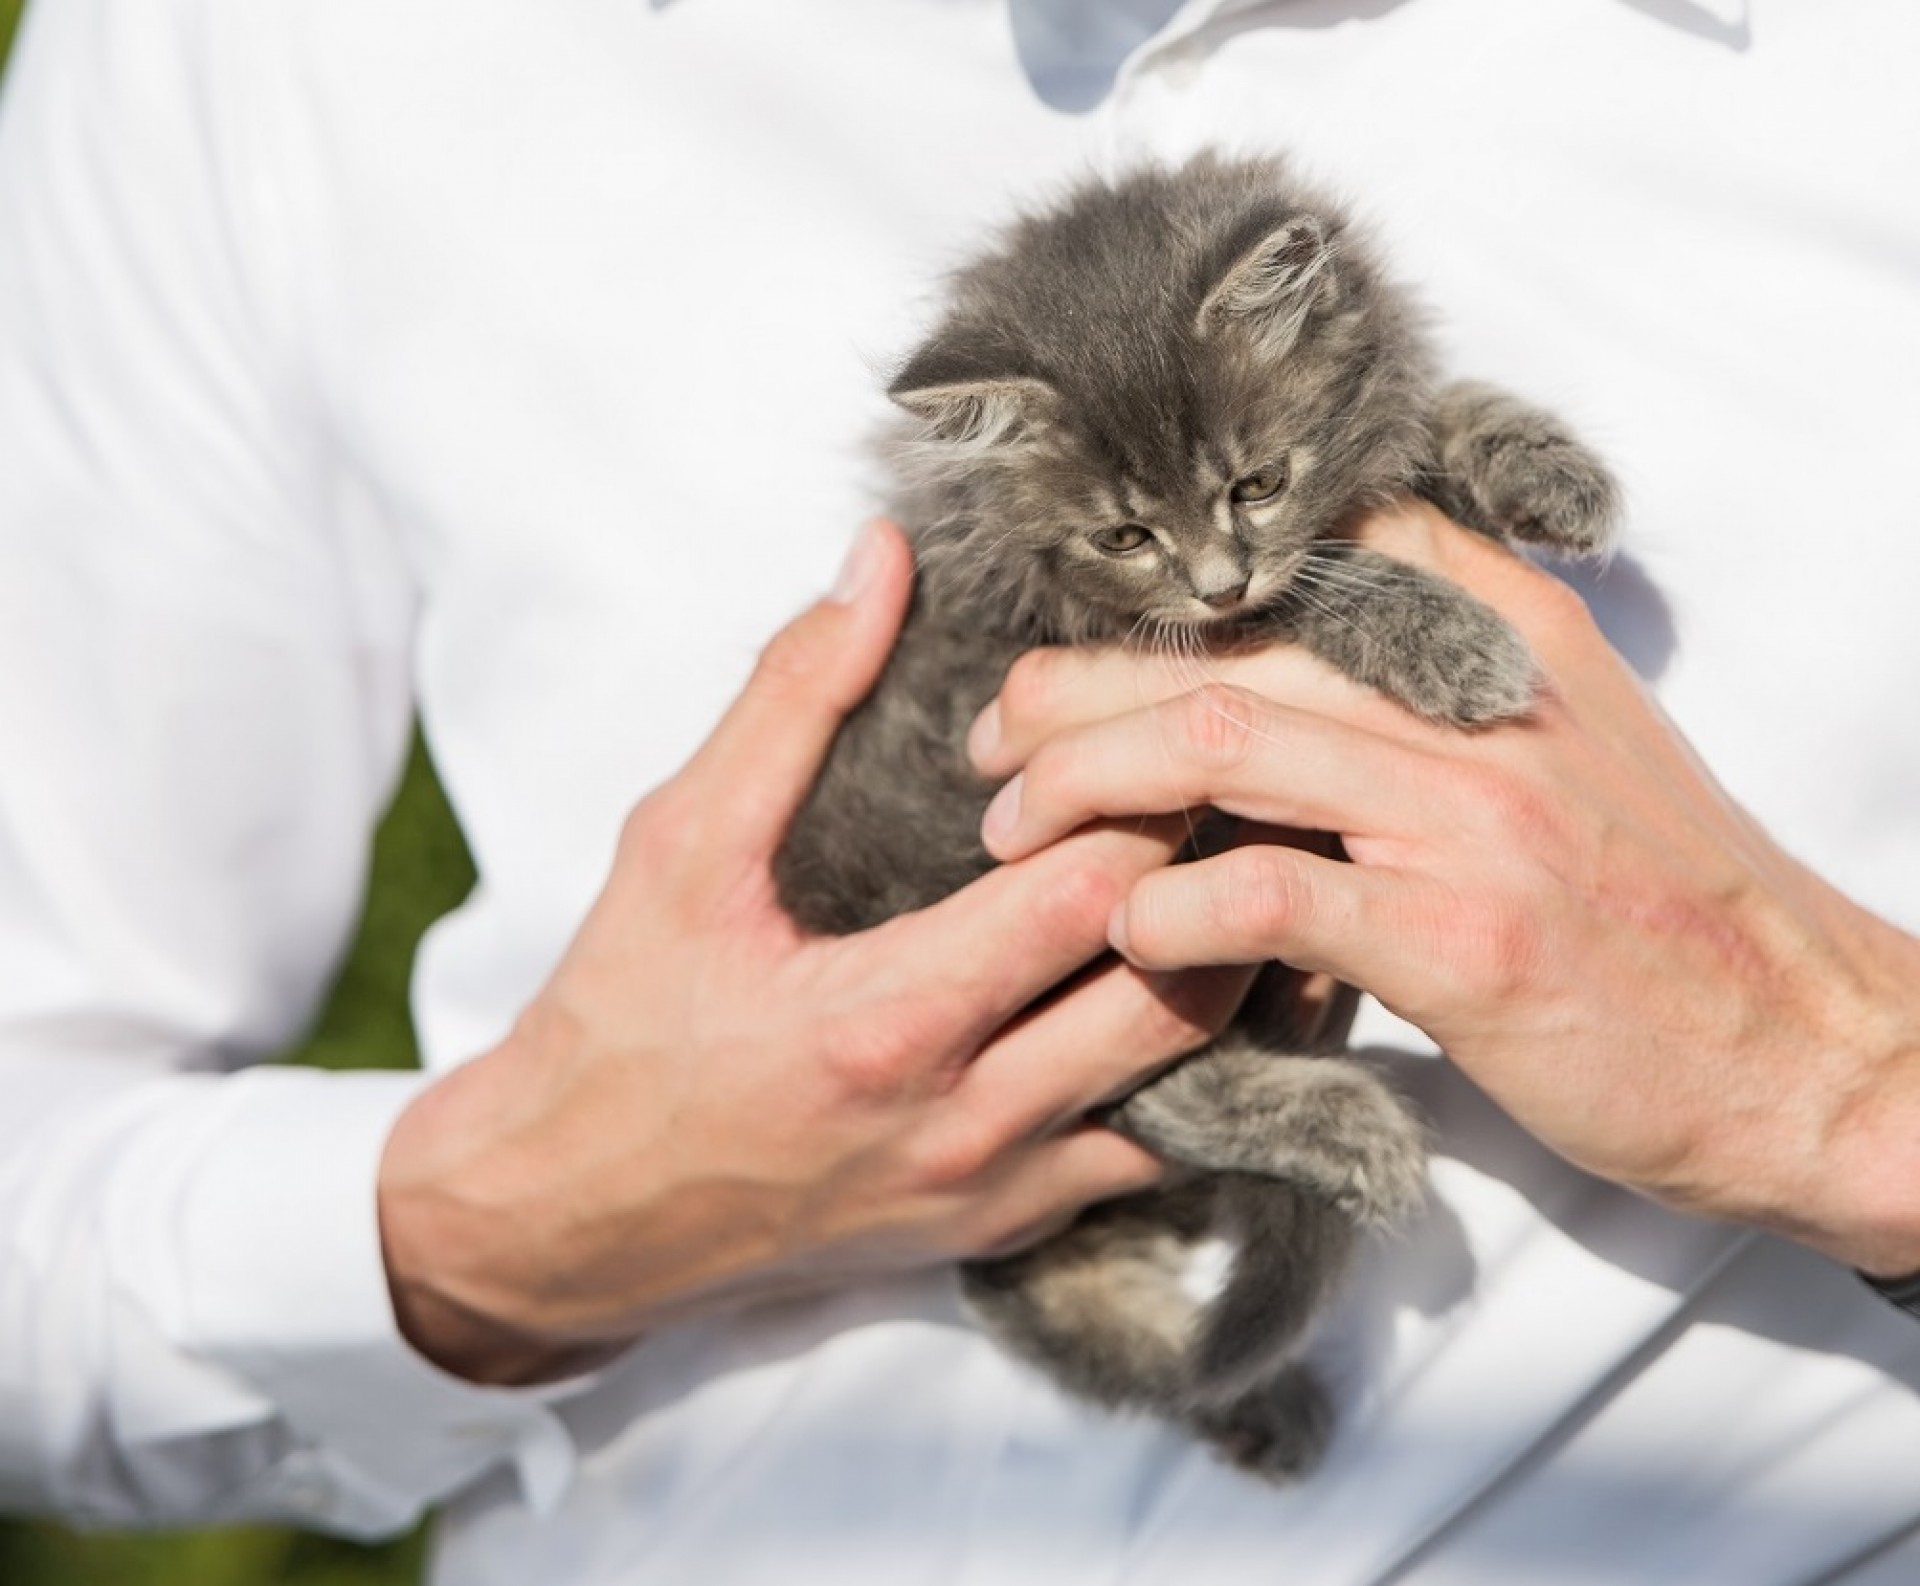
xmin=967 ymin=499 xmax=1920 ymax=1277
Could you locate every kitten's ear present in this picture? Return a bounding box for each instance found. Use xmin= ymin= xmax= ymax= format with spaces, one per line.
xmin=889 ymin=375 xmax=1060 ymax=447
xmin=1197 ymin=216 xmax=1338 ymax=342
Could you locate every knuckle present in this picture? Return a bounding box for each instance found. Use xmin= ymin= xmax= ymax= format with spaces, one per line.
xmin=1466 ymin=763 xmax=1565 ymax=850
xmin=906 ymin=1114 xmax=1005 ymax=1194
xmin=998 ymin=647 xmax=1065 ymax=730
xmin=1524 ymin=570 xmax=1596 ymax=635
xmin=613 ymin=798 xmax=658 ymax=865
xmin=1466 ymin=901 xmax=1547 ymax=1001
xmin=819 ymin=978 xmax=984 ymax=1104
xmin=1426 ymin=754 xmax=1544 ymax=838
xmin=1219 ymin=846 xmax=1307 ymax=942
xmin=1033 ymin=857 xmax=1126 ymax=941
xmin=614 ymin=788 xmax=692 ymax=874
xmin=819 ymin=1015 xmax=923 ymax=1104
xmin=751 ymin=615 xmax=828 ymax=700
xmin=1176 ymin=684 xmax=1263 ymax=772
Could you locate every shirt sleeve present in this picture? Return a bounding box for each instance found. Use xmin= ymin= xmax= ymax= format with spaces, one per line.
xmin=0 ymin=0 xmax=580 ymax=1537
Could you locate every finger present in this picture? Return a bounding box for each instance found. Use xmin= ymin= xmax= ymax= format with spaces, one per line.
xmin=966 ymin=1125 xmax=1168 ymax=1256
xmin=980 ymin=684 xmax=1441 ymax=862
xmin=970 ymin=646 xmax=1203 ymax=777
xmin=675 ymin=520 xmax=914 ymax=860
xmin=972 ymin=637 xmax=1404 ymax=778
xmin=1110 ymin=844 xmax=1455 ymax=1017
xmin=864 ymin=820 xmax=1189 ymax=1052
xmin=961 ymin=959 xmax=1256 ymax=1141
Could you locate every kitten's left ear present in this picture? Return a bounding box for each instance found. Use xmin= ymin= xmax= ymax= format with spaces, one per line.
xmin=1197 ymin=215 xmax=1339 ymax=342
xmin=889 ymin=375 xmax=1060 ymax=448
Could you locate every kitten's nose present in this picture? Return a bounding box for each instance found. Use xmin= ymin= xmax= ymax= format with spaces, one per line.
xmin=1197 ymin=575 xmax=1251 ymax=610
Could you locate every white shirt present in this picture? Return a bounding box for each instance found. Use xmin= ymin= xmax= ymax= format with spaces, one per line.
xmin=3 ymin=1 xmax=1919 ymax=1581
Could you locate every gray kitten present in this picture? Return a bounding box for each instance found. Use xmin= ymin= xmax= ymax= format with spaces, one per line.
xmin=776 ymin=154 xmax=1616 ymax=1479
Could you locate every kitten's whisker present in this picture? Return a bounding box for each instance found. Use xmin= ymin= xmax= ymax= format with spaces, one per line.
xmin=1169 ymin=619 xmax=1208 ymax=696
xmin=1145 ymin=616 xmax=1208 ymax=857
xmin=1289 ymin=582 xmax=1396 ymax=663
xmin=1301 ymin=569 xmax=1396 ymax=598
xmin=1120 ymin=611 xmax=1161 ymax=715
xmin=1292 ymin=567 xmax=1398 ymax=637
xmin=1172 ymin=623 xmax=1190 ymax=687
xmin=1295 ymin=581 xmax=1380 ymax=631
xmin=1300 ymin=560 xmax=1394 ymax=589
xmin=1292 ymin=581 xmax=1389 ymax=621
xmin=1298 ymin=556 xmax=1396 ymax=594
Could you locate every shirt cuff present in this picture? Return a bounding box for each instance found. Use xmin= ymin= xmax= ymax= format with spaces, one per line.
xmin=164 ymin=1065 xmax=590 ymax=1532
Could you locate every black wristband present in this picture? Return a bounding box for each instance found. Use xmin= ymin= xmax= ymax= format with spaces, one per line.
xmin=1858 ymin=1266 xmax=1920 ymax=1321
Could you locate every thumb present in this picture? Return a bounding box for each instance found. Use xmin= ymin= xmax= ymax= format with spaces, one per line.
xmin=678 ymin=519 xmax=914 ymax=860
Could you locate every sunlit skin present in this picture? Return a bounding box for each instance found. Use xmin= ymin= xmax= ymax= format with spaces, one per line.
xmin=379 ymin=504 xmax=1920 ymax=1388
xmin=377 ymin=523 xmax=1254 ymax=1384
xmin=971 ymin=500 xmax=1920 ymax=1280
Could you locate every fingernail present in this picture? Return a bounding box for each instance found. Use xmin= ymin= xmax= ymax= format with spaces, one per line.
xmin=830 ymin=521 xmax=885 ymax=604
xmin=980 ymin=773 xmax=1023 ymax=851
xmin=1107 ymin=901 xmax=1134 ymax=960
xmin=967 ymin=700 xmax=1002 ymax=768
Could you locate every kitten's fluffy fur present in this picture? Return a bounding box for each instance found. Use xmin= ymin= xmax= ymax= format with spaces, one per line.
xmin=776 ymin=155 xmax=1617 ymax=1479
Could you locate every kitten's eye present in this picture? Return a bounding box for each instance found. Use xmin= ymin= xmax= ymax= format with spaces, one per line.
xmin=1090 ymin=524 xmax=1154 ymax=556
xmin=1230 ymin=463 xmax=1290 ymax=504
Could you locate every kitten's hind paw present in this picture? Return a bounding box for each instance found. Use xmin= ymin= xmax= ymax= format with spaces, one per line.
xmin=1114 ymin=1046 xmax=1428 ymax=1230
xmin=1189 ymin=1364 xmax=1332 ymax=1484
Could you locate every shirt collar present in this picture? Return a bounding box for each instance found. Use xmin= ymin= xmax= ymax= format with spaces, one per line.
xmin=1013 ymin=0 xmax=1749 ymax=111
xmin=1614 ymin=0 xmax=1749 ymax=42
xmin=1171 ymin=0 xmax=1747 ymax=33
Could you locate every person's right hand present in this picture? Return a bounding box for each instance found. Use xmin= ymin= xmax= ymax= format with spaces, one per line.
xmin=968 ymin=502 xmax=1920 ymax=1280
xmin=375 ymin=521 xmax=1249 ymax=1384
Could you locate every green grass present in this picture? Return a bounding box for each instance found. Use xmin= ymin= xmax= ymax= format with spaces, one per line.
xmin=283 ymin=733 xmax=479 ymax=1078
xmin=0 ymin=1514 xmax=430 ymax=1586
xmin=0 ymin=739 xmax=465 ymax=1584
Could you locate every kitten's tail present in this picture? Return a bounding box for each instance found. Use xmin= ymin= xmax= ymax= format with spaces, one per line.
xmin=1189 ymin=1176 xmax=1356 ymax=1404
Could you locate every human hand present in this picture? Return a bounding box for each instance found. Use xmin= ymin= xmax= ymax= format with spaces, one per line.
xmin=969 ymin=500 xmax=1920 ymax=1277
xmin=377 ymin=522 xmax=1249 ymax=1384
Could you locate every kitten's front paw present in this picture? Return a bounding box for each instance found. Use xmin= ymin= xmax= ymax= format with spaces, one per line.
xmin=1384 ymin=602 xmax=1538 ymax=727
xmin=1433 ymin=380 xmax=1620 ymax=557
xmin=1473 ymin=433 xmax=1618 ymax=557
xmin=1284 ymin=548 xmax=1540 ymax=727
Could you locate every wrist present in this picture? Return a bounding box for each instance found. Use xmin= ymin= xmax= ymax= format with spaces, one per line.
xmin=377 ymin=1023 xmax=640 ymax=1386
xmin=1755 ymin=898 xmax=1920 ymax=1279
xmin=1813 ymin=1032 xmax=1920 ymax=1281
xmin=381 ymin=1260 xmax=626 ymax=1387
